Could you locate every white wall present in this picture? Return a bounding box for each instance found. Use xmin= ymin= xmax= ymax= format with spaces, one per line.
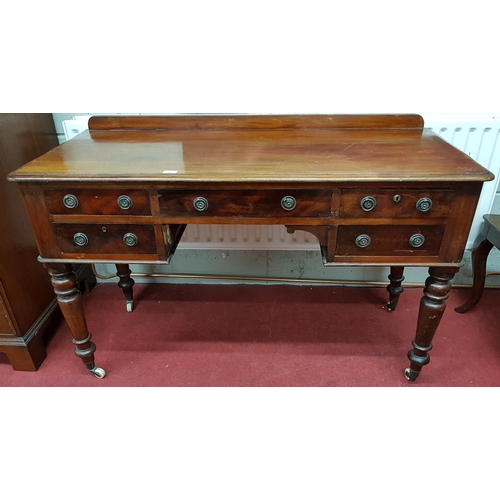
xmin=6 ymin=3 xmax=498 ymax=116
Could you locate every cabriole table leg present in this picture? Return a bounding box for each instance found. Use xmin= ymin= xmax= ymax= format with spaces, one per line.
xmin=45 ymin=263 xmax=106 ymax=379
xmin=405 ymin=266 xmax=458 ymax=382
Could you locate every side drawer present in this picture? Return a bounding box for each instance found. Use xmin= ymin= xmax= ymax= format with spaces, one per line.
xmin=340 ymin=189 xmax=453 ymax=218
xmin=336 ymin=225 xmax=446 ymax=257
xmin=54 ymin=224 xmax=157 ymax=256
xmin=158 ymin=189 xmax=334 ymax=218
xmin=45 ymin=189 xmax=152 ymax=215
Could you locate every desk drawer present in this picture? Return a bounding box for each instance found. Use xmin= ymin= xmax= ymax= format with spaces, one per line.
xmin=158 ymin=189 xmax=333 ymax=218
xmin=340 ymin=189 xmax=453 ymax=218
xmin=54 ymin=224 xmax=157 ymax=255
xmin=45 ymin=189 xmax=152 ymax=216
xmin=336 ymin=225 xmax=445 ymax=257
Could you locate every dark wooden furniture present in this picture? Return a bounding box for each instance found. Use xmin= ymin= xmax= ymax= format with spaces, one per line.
xmin=0 ymin=113 xmax=60 ymax=370
xmin=8 ymin=114 xmax=494 ymax=381
xmin=455 ymin=214 xmax=500 ymax=313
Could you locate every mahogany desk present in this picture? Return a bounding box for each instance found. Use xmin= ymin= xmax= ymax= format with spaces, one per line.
xmin=8 ymin=114 xmax=494 ymax=381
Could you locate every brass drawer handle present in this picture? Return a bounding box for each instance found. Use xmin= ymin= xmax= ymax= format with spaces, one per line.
xmin=123 ymin=233 xmax=139 ymax=246
xmin=409 ymin=234 xmax=425 ymax=248
xmin=63 ymin=194 xmax=79 ymax=209
xmin=117 ymin=195 xmax=133 ymax=210
xmin=355 ymin=234 xmax=371 ymax=248
xmin=281 ymin=196 xmax=297 ymax=211
xmin=360 ymin=196 xmax=376 ymax=211
xmin=193 ymin=197 xmax=209 ymax=212
xmin=416 ymin=197 xmax=433 ymax=212
xmin=73 ymin=232 xmax=88 ymax=246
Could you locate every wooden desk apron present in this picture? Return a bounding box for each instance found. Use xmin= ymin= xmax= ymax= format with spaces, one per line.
xmin=8 ymin=114 xmax=494 ymax=381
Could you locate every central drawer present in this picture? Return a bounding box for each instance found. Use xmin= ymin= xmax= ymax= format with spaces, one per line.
xmin=158 ymin=189 xmax=334 ymax=218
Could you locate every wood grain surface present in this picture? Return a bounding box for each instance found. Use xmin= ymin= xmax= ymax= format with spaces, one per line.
xmin=8 ymin=115 xmax=493 ymax=183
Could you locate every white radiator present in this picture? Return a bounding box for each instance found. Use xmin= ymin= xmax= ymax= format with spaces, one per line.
xmin=62 ymin=113 xmax=500 ymax=251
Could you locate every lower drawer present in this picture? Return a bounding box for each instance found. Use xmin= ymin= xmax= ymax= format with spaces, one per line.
xmin=54 ymin=224 xmax=157 ymax=256
xmin=336 ymin=225 xmax=445 ymax=257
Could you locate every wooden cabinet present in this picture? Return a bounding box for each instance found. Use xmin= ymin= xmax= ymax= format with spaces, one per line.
xmin=0 ymin=114 xmax=62 ymax=370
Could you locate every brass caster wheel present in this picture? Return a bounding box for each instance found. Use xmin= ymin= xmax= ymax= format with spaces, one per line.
xmin=89 ymin=366 xmax=106 ymax=379
xmin=126 ymin=300 xmax=133 ymax=313
xmin=404 ymin=368 xmax=418 ymax=382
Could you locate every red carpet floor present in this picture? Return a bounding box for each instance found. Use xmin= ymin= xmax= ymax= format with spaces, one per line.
xmin=1 ymin=283 xmax=500 ymax=386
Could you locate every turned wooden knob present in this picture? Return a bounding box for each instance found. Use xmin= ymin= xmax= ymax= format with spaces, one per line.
xmin=281 ymin=196 xmax=297 ymax=211
xmin=360 ymin=196 xmax=376 ymax=211
xmin=117 ymin=195 xmax=133 ymax=210
xmin=409 ymin=234 xmax=425 ymax=248
xmin=73 ymin=232 xmax=88 ymax=246
xmin=123 ymin=233 xmax=138 ymax=246
xmin=63 ymin=194 xmax=79 ymax=209
xmin=355 ymin=234 xmax=371 ymax=248
xmin=193 ymin=197 xmax=209 ymax=211
xmin=416 ymin=197 xmax=433 ymax=212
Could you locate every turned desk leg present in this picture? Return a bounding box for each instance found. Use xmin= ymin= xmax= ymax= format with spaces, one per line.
xmin=455 ymin=239 xmax=494 ymax=313
xmin=387 ymin=266 xmax=405 ymax=311
xmin=116 ymin=264 xmax=135 ymax=312
xmin=45 ymin=263 xmax=106 ymax=379
xmin=405 ymin=266 xmax=457 ymax=382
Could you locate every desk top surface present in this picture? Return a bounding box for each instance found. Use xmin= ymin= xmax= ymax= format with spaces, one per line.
xmin=9 ymin=114 xmax=494 ymax=183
